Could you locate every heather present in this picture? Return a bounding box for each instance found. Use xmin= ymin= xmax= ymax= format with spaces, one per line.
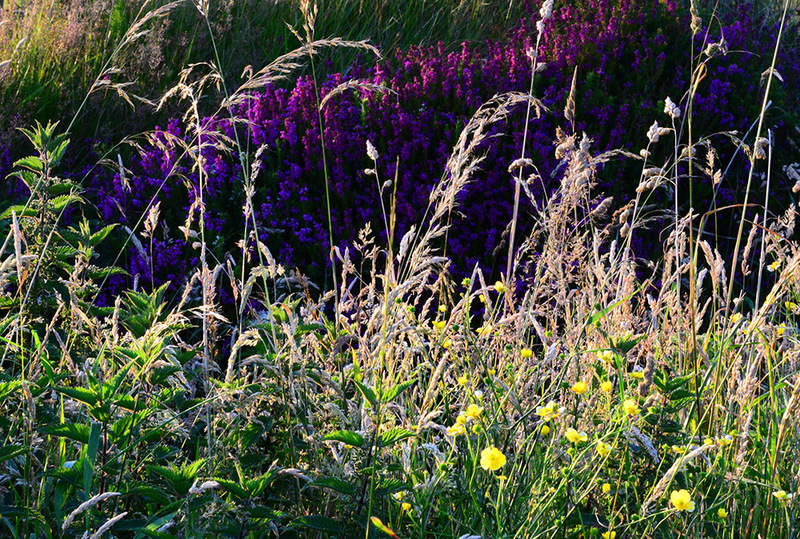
xmin=0 ymin=0 xmax=800 ymax=538
xmin=60 ymin=0 xmax=800 ymax=294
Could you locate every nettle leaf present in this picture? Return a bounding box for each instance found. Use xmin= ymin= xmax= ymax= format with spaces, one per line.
xmin=0 ymin=380 xmax=22 ymax=400
xmin=42 ymin=424 xmax=91 ymax=444
xmin=55 ymin=386 xmax=99 ymax=407
xmin=305 ymin=477 xmax=357 ymax=496
xmin=379 ymin=427 xmax=415 ymax=447
xmin=353 ymin=380 xmax=378 ymax=408
xmin=323 ymin=430 xmax=365 ymax=448
xmin=374 ymin=478 xmax=410 ymax=497
xmin=0 ymin=444 xmax=27 ymax=464
xmin=214 ymin=478 xmax=250 ymax=500
xmin=290 ymin=515 xmax=343 ymax=535
xmin=382 ymin=379 xmax=415 ymax=403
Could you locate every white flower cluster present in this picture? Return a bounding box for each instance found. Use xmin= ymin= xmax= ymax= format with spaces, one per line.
xmin=664 ymin=96 xmax=681 ymax=119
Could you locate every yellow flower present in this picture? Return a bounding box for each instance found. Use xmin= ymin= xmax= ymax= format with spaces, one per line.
xmin=777 ymin=324 xmax=787 ymax=337
xmin=597 ymin=350 xmax=615 ymax=365
xmin=480 ymin=446 xmax=506 ymax=471
xmin=730 ymin=312 xmax=742 ymax=325
xmin=565 ymin=428 xmax=588 ymax=443
xmin=447 ymin=423 xmax=466 ymax=436
xmin=464 ymin=404 xmax=484 ymax=421
xmin=670 ymin=489 xmax=695 ymax=512
xmin=479 ymin=294 xmax=487 ymax=304
xmin=442 ymin=338 xmax=452 ymax=349
xmin=456 ymin=414 xmax=467 ymax=425
xmin=622 ymin=399 xmax=640 ymax=416
xmin=402 ymin=502 xmax=411 ymax=511
xmin=536 ymin=401 xmax=564 ymax=421
xmin=477 ymin=324 xmax=492 ymax=336
xmin=498 ymin=475 xmax=508 ymax=482
xmin=600 ymin=381 xmax=613 ymax=393
xmin=773 ymin=490 xmax=794 ymax=502
xmin=601 ymin=531 xmax=616 ymax=539
xmin=433 ymin=320 xmax=446 ymax=331
xmin=602 ymin=482 xmax=611 ymax=493
xmin=521 ymin=348 xmax=533 ymax=359
xmin=629 ymin=371 xmax=644 ymax=380
xmin=488 ymin=368 xmax=496 ymax=376
xmin=571 ymin=381 xmax=588 ymax=395
xmin=717 ymin=507 xmax=728 ymax=518
xmin=767 ymin=260 xmax=781 ymax=272
xmin=540 ymin=424 xmax=551 ymax=435
xmin=439 ymin=305 xmax=447 ymax=313
xmin=457 ymin=374 xmax=468 ymax=386
xmin=494 ymin=280 xmax=507 ymax=293
xmin=596 ymin=442 xmax=612 ymax=457
xmin=786 ymin=301 xmax=798 ymax=313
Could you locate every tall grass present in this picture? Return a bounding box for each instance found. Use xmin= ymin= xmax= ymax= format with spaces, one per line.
xmin=0 ymin=0 xmax=798 ymax=537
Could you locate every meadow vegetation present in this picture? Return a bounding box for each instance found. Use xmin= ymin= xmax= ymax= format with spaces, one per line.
xmin=0 ymin=0 xmax=799 ymax=537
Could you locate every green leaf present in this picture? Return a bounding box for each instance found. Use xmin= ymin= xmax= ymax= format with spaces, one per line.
xmin=379 ymin=427 xmax=415 ymax=447
xmin=42 ymin=423 xmax=91 ymax=444
xmin=0 ymin=444 xmax=27 ymax=464
xmin=214 ymin=478 xmax=250 ymax=500
xmin=306 ymin=477 xmax=356 ymax=496
xmin=323 ymin=430 xmax=365 ymax=448
xmin=290 ymin=515 xmax=343 ymax=535
xmin=13 ymin=155 xmax=44 ymax=172
xmin=382 ymin=379 xmax=415 ymax=403
xmin=353 ymin=380 xmax=378 ymax=408
xmin=0 ymin=380 xmax=22 ymax=400
xmin=374 ymin=478 xmax=409 ymax=497
xmin=55 ymin=386 xmax=99 ymax=407
xmin=90 ymin=224 xmax=117 ymax=247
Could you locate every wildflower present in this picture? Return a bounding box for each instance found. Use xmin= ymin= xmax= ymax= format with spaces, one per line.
xmin=768 ymin=260 xmax=781 ymax=272
xmin=670 ymin=489 xmax=695 ymax=512
xmin=476 ymin=324 xmax=492 ymax=336
xmin=664 ymin=96 xmax=681 ymax=119
xmin=479 ymin=294 xmax=487 ymax=304
xmin=629 ymin=371 xmax=644 ymax=380
xmin=439 ymin=305 xmax=447 ymax=313
xmin=565 ymin=428 xmax=588 ymax=443
xmin=488 ymin=368 xmax=496 ymax=376
xmin=402 ymin=502 xmax=411 ymax=511
xmin=447 ymin=423 xmax=465 ymax=436
xmin=602 ymin=483 xmax=612 ymax=493
xmin=539 ymin=0 xmax=554 ymax=20
xmin=457 ymin=374 xmax=468 ymax=386
xmin=498 ymin=474 xmax=508 ymax=482
xmin=571 ymin=381 xmax=588 ymax=395
xmin=773 ymin=490 xmax=794 ymax=502
xmin=540 ymin=424 xmax=551 ymax=435
xmin=786 ymin=301 xmax=799 ymax=314
xmin=456 ymin=414 xmax=467 ymax=425
xmin=442 ymin=338 xmax=452 ymax=349
xmin=717 ymin=507 xmax=728 ymax=518
xmin=777 ymin=325 xmax=787 ymax=338
xmin=601 ymin=531 xmax=616 ymax=539
xmin=464 ymin=404 xmax=484 ymax=421
xmin=622 ymin=399 xmax=640 ymax=416
xmin=597 ymin=442 xmax=612 ymax=457
xmin=600 ymin=381 xmax=613 ymax=393
xmin=730 ymin=312 xmax=742 ymax=325
xmin=474 ymin=390 xmax=484 ymax=400
xmin=480 ymin=446 xmax=507 ymax=471
xmin=536 ymin=401 xmax=564 ymax=421
xmin=521 ymin=348 xmax=533 ymax=359
xmin=597 ymin=350 xmax=615 ymax=365
xmin=433 ymin=320 xmax=446 ymax=331
xmin=494 ymin=280 xmax=507 ymax=293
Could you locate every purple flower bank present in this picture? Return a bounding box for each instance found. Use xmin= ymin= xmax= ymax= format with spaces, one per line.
xmin=4 ymin=1 xmax=797 ymax=301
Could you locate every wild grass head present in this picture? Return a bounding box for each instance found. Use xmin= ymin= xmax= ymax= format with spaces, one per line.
xmin=0 ymin=0 xmax=799 ymax=537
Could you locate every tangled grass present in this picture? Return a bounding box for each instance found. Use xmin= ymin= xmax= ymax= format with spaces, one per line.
xmin=0 ymin=0 xmax=798 ymax=537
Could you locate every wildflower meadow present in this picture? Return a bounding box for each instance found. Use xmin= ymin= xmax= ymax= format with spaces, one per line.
xmin=0 ymin=0 xmax=799 ymax=537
